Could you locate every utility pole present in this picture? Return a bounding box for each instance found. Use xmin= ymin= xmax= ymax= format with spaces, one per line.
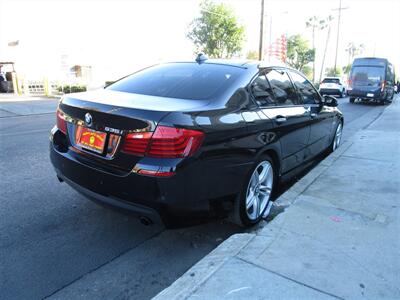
xmin=259 ymin=0 xmax=265 ymax=61
xmin=333 ymin=0 xmax=348 ymax=75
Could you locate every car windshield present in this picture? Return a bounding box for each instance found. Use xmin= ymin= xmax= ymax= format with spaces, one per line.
xmin=322 ymin=78 xmax=340 ymax=84
xmin=350 ymin=66 xmax=384 ymax=86
xmin=107 ymin=63 xmax=244 ymax=100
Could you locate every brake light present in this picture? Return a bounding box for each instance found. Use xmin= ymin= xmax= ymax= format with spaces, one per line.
xmin=122 ymin=126 xmax=204 ymax=158
xmin=122 ymin=131 xmax=153 ymax=156
xmin=57 ymin=110 xmax=67 ymax=134
xmin=148 ymin=126 xmax=204 ymax=158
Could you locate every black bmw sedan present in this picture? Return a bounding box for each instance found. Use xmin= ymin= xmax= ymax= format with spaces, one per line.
xmin=50 ymin=57 xmax=343 ymax=227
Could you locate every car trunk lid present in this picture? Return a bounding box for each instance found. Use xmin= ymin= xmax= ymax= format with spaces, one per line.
xmin=58 ymin=89 xmax=208 ymax=173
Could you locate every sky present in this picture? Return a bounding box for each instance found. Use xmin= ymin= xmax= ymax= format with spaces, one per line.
xmin=0 ymin=0 xmax=399 ymax=86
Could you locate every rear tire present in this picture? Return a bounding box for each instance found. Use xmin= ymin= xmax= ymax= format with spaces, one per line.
xmin=330 ymin=120 xmax=343 ymax=152
xmin=233 ymin=155 xmax=276 ymax=227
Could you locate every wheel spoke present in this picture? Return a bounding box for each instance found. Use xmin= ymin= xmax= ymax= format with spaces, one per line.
xmin=259 ymin=190 xmax=270 ymax=197
xmin=246 ymin=195 xmax=256 ymax=210
xmin=258 ymin=165 xmax=270 ymax=183
xmin=253 ymin=196 xmax=260 ymax=216
xmin=251 ymin=172 xmax=259 ymax=187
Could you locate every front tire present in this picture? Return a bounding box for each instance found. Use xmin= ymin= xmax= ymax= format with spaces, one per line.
xmin=234 ymin=156 xmax=275 ymax=227
xmin=349 ymin=97 xmax=355 ymax=103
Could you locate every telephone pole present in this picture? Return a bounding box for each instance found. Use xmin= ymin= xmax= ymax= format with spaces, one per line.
xmin=333 ymin=0 xmax=348 ymax=74
xmin=259 ymin=0 xmax=265 ymax=60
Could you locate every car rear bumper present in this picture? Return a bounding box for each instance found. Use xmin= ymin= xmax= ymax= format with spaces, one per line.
xmin=348 ymin=89 xmax=383 ymax=99
xmin=49 ymin=128 xmax=250 ymax=226
xmin=57 ymin=172 xmax=164 ymax=224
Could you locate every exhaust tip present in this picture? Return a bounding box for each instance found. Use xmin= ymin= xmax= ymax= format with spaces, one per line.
xmin=139 ymin=216 xmax=153 ymax=226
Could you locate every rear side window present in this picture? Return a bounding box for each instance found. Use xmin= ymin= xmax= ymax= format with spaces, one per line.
xmin=289 ymin=71 xmax=321 ymax=104
xmin=322 ymin=78 xmax=340 ymax=84
xmin=107 ymin=63 xmax=243 ymax=100
xmin=250 ymin=73 xmax=276 ymax=106
xmin=265 ymin=69 xmax=299 ymax=106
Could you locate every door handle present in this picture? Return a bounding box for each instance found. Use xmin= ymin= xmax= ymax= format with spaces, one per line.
xmin=275 ymin=115 xmax=287 ymax=124
xmin=310 ymin=113 xmax=317 ymax=118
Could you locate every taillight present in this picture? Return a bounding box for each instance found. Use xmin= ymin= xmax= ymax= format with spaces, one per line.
xmin=148 ymin=126 xmax=204 ymax=158
xmin=122 ymin=126 xmax=204 ymax=158
xmin=122 ymin=131 xmax=153 ymax=156
xmin=57 ymin=110 xmax=67 ymax=135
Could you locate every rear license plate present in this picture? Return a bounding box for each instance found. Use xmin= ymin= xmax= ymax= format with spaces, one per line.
xmin=77 ymin=126 xmax=107 ymax=154
xmin=367 ymin=93 xmax=374 ymax=97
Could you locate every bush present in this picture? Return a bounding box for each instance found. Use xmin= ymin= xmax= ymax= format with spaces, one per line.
xmin=57 ymin=84 xmax=87 ymax=94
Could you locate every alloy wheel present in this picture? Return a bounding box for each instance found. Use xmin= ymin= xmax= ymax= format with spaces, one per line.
xmin=333 ymin=122 xmax=342 ymax=151
xmin=245 ymin=161 xmax=274 ymax=221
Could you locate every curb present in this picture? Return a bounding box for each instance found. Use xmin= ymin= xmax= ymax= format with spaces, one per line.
xmin=153 ymin=141 xmax=353 ymax=300
xmin=153 ymin=233 xmax=256 ymax=300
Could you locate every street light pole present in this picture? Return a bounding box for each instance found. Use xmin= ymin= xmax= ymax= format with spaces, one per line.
xmin=333 ymin=0 xmax=348 ymax=74
xmin=259 ymin=0 xmax=264 ymax=61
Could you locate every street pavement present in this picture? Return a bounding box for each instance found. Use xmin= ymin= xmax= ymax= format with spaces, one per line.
xmin=0 ymin=95 xmax=389 ymax=299
xmin=155 ymin=95 xmax=400 ymax=300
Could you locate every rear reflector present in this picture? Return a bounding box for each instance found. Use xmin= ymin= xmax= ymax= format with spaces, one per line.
xmin=137 ymin=169 xmax=175 ymax=177
xmin=122 ymin=126 xmax=204 ymax=158
xmin=57 ymin=110 xmax=67 ymax=135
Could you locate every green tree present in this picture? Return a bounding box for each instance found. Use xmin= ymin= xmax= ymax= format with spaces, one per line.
xmin=187 ymin=0 xmax=245 ymax=58
xmin=286 ymin=35 xmax=315 ymax=72
xmin=325 ymin=67 xmax=342 ymax=77
xmin=342 ymin=63 xmax=351 ymax=75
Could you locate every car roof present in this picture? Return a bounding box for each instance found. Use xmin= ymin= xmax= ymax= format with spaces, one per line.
xmin=323 ymin=77 xmax=341 ymax=80
xmin=168 ymin=59 xmax=257 ymax=69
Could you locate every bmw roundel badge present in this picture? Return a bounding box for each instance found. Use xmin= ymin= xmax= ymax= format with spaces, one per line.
xmin=85 ymin=113 xmax=92 ymax=126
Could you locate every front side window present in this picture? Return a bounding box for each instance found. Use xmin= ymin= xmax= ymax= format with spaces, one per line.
xmin=265 ymin=69 xmax=299 ymax=106
xmin=289 ymin=71 xmax=321 ymax=104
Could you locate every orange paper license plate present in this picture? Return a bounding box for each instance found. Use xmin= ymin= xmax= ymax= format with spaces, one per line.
xmin=77 ymin=126 xmax=107 ymax=153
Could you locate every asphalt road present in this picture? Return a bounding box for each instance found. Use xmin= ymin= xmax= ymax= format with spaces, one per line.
xmin=0 ymin=96 xmax=386 ymax=300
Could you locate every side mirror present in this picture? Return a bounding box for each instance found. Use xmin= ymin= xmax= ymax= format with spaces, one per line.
xmin=323 ymin=95 xmax=338 ymax=107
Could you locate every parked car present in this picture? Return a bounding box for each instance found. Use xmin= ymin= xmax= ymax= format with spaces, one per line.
xmin=319 ymin=77 xmax=347 ymax=98
xmin=348 ymin=57 xmax=395 ymax=104
xmin=50 ymin=57 xmax=343 ymax=227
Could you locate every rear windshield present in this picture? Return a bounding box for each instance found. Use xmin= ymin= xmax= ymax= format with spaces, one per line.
xmin=322 ymin=78 xmax=340 ymax=84
xmin=350 ymin=66 xmax=384 ymax=85
xmin=107 ymin=63 xmax=244 ymax=100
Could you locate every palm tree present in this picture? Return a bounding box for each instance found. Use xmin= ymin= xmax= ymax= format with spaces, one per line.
xmin=306 ymin=16 xmax=329 ymax=83
xmin=345 ymin=42 xmax=365 ymax=65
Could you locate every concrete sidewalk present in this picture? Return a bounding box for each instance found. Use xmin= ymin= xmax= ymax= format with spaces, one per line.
xmin=155 ymin=96 xmax=400 ymax=300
